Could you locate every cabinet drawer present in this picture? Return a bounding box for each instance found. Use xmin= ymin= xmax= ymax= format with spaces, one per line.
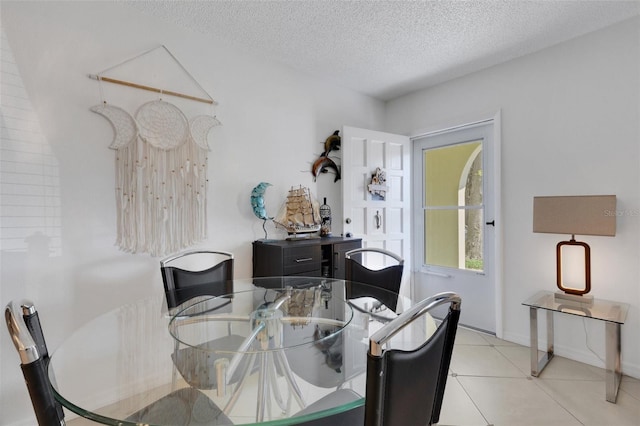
xmin=283 ymin=246 xmax=322 ymax=275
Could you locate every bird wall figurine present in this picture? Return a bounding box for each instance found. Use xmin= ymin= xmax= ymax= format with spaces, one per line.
xmin=322 ymin=130 xmax=341 ymax=156
xmin=312 ymin=156 xmax=341 ymax=182
xmin=311 ymin=130 xmax=342 ymax=182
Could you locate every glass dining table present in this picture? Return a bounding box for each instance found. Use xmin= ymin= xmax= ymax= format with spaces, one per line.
xmin=49 ymin=277 xmax=435 ymax=425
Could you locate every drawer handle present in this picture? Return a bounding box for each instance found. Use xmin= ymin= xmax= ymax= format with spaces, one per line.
xmin=295 ymin=257 xmax=313 ymax=263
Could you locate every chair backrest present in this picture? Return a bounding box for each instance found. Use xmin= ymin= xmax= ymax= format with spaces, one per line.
xmin=364 ymin=292 xmax=461 ymax=426
xmin=160 ymin=250 xmax=234 ymax=309
xmin=345 ymin=248 xmax=404 ymax=311
xmin=5 ymin=300 xmax=66 ymax=426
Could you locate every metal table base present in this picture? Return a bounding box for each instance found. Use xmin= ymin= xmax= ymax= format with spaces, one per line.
xmin=526 ymin=292 xmax=627 ymax=404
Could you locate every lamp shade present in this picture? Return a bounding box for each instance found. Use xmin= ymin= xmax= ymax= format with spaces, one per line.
xmin=533 ymin=195 xmax=616 ymax=237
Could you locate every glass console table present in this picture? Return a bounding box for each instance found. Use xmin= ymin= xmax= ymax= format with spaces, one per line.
xmin=522 ymin=291 xmax=629 ymax=403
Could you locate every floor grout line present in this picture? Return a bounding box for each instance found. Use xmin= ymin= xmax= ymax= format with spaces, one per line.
xmin=443 ymin=329 xmax=640 ymax=426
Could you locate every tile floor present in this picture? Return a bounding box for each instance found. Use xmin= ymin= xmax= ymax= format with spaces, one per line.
xmin=438 ymin=327 xmax=640 ymax=426
xmin=66 ymin=326 xmax=640 ymax=425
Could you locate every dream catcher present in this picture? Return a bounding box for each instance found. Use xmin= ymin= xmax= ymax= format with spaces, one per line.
xmin=90 ymin=45 xmax=220 ymax=256
xmin=90 ymin=104 xmax=139 ymax=252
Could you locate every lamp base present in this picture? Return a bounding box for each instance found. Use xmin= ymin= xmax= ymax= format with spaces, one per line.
xmin=556 ymin=238 xmax=591 ymax=295
xmin=554 ymin=291 xmax=594 ymax=306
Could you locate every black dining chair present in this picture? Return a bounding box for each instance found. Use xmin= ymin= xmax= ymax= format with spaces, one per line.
xmin=160 ymin=249 xmax=234 ymax=310
xmin=364 ymin=291 xmax=461 ymax=426
xmin=295 ymin=292 xmax=461 ymax=426
xmin=125 ymin=386 xmax=233 ymax=425
xmin=5 ymin=300 xmax=66 ymax=426
xmin=161 ymin=250 xmax=257 ymax=393
xmin=5 ymin=299 xmax=233 ymax=426
xmin=345 ymin=247 xmax=404 ymax=312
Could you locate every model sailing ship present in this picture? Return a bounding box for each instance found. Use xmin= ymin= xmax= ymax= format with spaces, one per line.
xmin=274 ymin=185 xmax=321 ymax=239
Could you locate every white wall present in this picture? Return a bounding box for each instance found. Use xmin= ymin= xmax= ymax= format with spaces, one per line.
xmin=0 ymin=2 xmax=384 ymax=424
xmin=386 ymin=17 xmax=640 ymax=378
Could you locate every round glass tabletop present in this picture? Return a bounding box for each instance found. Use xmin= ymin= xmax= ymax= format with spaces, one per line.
xmin=169 ymin=284 xmax=354 ymax=354
xmin=48 ymin=277 xmax=422 ymax=425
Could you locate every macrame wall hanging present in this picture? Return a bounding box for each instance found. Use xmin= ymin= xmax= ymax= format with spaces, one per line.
xmin=89 ymin=45 xmax=220 ymax=257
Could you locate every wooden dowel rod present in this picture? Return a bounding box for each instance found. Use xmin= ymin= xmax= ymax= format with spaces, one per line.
xmin=88 ymin=74 xmax=217 ymax=105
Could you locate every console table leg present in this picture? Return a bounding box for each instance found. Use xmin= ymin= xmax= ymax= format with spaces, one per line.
xmin=530 ymin=307 xmax=554 ymax=377
xmin=546 ymin=309 xmax=554 ymax=359
xmin=605 ymin=321 xmax=622 ymax=403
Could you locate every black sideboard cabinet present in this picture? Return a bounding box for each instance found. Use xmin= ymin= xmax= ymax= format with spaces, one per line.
xmin=252 ymin=237 xmax=362 ymax=279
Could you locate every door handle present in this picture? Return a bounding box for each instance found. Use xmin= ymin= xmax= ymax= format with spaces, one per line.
xmin=485 ymin=220 xmax=495 ymax=226
xmin=374 ymin=211 xmax=382 ymax=229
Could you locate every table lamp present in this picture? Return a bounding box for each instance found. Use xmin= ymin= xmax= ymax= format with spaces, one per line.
xmin=533 ymin=195 xmax=616 ymax=304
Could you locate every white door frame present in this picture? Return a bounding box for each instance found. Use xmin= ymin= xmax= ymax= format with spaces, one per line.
xmin=410 ymin=110 xmax=503 ymax=337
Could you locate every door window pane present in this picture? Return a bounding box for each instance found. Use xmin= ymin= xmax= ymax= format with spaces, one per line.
xmin=423 ymin=140 xmax=484 ymax=271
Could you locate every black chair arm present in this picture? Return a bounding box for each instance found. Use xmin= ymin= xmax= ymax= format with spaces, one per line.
xmin=369 ymin=292 xmax=461 ymax=357
xmin=160 ymin=250 xmax=234 ymax=267
xmin=5 ymin=300 xmax=65 ymax=426
xmin=345 ymin=248 xmax=404 ymax=265
xmin=6 ymin=300 xmax=40 ymax=364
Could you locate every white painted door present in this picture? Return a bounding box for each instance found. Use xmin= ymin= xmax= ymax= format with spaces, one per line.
xmin=341 ymin=126 xmax=412 ymax=294
xmin=412 ymin=121 xmax=498 ymax=334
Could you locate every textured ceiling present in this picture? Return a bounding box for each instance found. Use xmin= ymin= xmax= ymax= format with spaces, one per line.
xmin=127 ymin=1 xmax=640 ymax=101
